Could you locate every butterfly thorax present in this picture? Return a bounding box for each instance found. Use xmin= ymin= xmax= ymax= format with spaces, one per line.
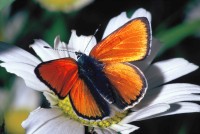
xmin=76 ymin=53 xmax=114 ymax=104
xmin=77 ymin=53 xmax=103 ymax=76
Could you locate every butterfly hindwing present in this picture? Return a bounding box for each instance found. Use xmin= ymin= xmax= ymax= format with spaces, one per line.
xmin=69 ymin=78 xmax=110 ymax=119
xmin=35 ymin=58 xmax=78 ymax=99
xmin=103 ymin=63 xmax=147 ymax=110
xmin=90 ymin=17 xmax=151 ymax=63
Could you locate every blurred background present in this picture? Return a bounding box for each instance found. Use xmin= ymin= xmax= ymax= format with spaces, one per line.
xmin=0 ymin=0 xmax=199 ymax=133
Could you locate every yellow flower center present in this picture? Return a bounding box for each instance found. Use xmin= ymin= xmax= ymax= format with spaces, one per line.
xmin=58 ymin=96 xmax=128 ymax=128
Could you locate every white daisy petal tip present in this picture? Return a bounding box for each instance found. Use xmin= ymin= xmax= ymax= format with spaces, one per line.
xmin=103 ymin=8 xmax=151 ymax=39
xmin=21 ymin=107 xmax=42 ymax=128
xmin=121 ymin=103 xmax=170 ymax=124
xmin=54 ymin=35 xmax=61 ymax=47
xmin=156 ymin=102 xmax=200 ymax=117
xmin=31 ymin=38 xmax=61 ymax=61
xmin=0 ymin=42 xmax=41 ymax=65
xmin=53 ymin=35 xmax=70 ymax=58
xmin=110 ymin=123 xmax=139 ymax=134
xmin=32 ymin=39 xmax=53 ymax=49
xmin=137 ymin=83 xmax=200 ymax=109
xmin=54 ymin=35 xmax=67 ymax=49
xmin=131 ymin=8 xmax=152 ymax=22
xmin=102 ymin=12 xmax=128 ymax=39
xmin=68 ymin=30 xmax=96 ymax=56
xmin=146 ymin=58 xmax=199 ymax=89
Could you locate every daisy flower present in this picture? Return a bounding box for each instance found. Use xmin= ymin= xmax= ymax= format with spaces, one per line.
xmin=36 ymin=0 xmax=93 ymax=13
xmin=0 ymin=8 xmax=200 ymax=134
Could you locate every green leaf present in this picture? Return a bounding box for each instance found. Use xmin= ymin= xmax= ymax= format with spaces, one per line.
xmin=156 ymin=19 xmax=200 ymax=54
xmin=0 ymin=0 xmax=15 ymax=11
xmin=44 ymin=14 xmax=69 ymax=45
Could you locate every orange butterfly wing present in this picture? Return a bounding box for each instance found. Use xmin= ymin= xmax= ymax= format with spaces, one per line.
xmin=103 ymin=63 xmax=147 ymax=110
xmin=69 ymin=78 xmax=109 ymax=119
xmin=35 ymin=58 xmax=78 ymax=99
xmin=35 ymin=58 xmax=109 ymax=119
xmin=90 ymin=17 xmax=151 ymax=63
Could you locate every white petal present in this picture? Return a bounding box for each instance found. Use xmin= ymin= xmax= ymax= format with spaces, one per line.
xmin=149 ymin=83 xmax=200 ymax=97
xmin=136 ymin=83 xmax=200 ymax=108
xmin=0 ymin=62 xmax=48 ymax=92
xmin=22 ymin=107 xmax=61 ymax=133
xmin=68 ymin=30 xmax=97 ymax=59
xmin=133 ymin=38 xmax=161 ymax=71
xmin=103 ymin=8 xmax=151 ymax=39
xmin=54 ymin=36 xmax=69 ymax=58
xmin=43 ymin=91 xmax=59 ymax=106
xmin=145 ymin=58 xmax=199 ymax=89
xmin=11 ymin=78 xmax=41 ymax=110
xmin=0 ymin=42 xmax=40 ymax=65
xmin=102 ymin=12 xmax=129 ymax=39
xmin=22 ymin=108 xmax=84 ymax=134
xmin=94 ymin=128 xmax=117 ymax=134
xmin=34 ymin=116 xmax=84 ymax=134
xmin=110 ymin=124 xmax=139 ymax=134
xmin=120 ymin=103 xmax=170 ymax=123
xmin=30 ymin=39 xmax=60 ymax=61
xmin=130 ymin=8 xmax=152 ymax=22
xmin=154 ymin=102 xmax=200 ymax=118
xmin=152 ymin=94 xmax=200 ymax=104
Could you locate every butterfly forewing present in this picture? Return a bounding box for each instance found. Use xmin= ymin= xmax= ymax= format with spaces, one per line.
xmin=35 ymin=58 xmax=78 ymax=99
xmin=90 ymin=17 xmax=151 ymax=63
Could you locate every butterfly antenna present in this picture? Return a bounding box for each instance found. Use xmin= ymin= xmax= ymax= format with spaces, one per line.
xmin=43 ymin=46 xmax=75 ymax=53
xmin=83 ymin=24 xmax=101 ymax=53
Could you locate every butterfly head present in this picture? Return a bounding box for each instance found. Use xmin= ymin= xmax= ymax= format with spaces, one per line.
xmin=75 ymin=51 xmax=84 ymax=59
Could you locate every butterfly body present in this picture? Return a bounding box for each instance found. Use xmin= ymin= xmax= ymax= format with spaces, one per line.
xmin=35 ymin=17 xmax=151 ymax=120
xmin=77 ymin=53 xmax=114 ymax=104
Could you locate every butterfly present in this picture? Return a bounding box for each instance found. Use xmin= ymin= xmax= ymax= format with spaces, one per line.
xmin=35 ymin=17 xmax=151 ymax=120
